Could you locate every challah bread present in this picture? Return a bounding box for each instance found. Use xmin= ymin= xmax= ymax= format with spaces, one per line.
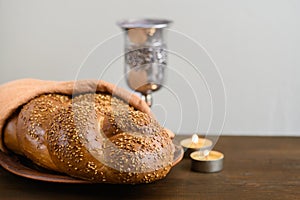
xmin=3 ymin=92 xmax=175 ymax=184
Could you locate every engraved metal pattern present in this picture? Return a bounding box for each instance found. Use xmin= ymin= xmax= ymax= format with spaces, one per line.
xmin=125 ymin=46 xmax=167 ymax=68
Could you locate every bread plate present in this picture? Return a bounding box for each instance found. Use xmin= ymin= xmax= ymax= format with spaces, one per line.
xmin=0 ymin=144 xmax=183 ymax=183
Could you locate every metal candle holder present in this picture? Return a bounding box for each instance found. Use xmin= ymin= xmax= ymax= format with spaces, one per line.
xmin=118 ymin=18 xmax=172 ymax=107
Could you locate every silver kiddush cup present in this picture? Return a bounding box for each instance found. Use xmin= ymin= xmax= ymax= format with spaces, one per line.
xmin=118 ymin=18 xmax=172 ymax=107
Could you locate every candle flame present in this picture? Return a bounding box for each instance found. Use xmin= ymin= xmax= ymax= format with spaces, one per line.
xmin=203 ymin=150 xmax=210 ymax=157
xmin=197 ymin=150 xmax=210 ymax=160
xmin=192 ymin=134 xmax=199 ymax=144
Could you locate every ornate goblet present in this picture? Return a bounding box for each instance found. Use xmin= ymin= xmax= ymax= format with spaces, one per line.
xmin=118 ymin=18 xmax=172 ymax=107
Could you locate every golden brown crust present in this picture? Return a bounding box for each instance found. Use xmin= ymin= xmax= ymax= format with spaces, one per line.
xmin=3 ymin=93 xmax=174 ymax=184
xmin=3 ymin=114 xmax=21 ymax=155
xmin=16 ymin=94 xmax=71 ymax=171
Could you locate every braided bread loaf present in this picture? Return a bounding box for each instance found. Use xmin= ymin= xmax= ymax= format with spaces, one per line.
xmin=3 ymin=93 xmax=175 ymax=184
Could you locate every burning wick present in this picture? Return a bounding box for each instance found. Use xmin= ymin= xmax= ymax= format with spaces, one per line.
xmin=191 ymin=134 xmax=199 ymax=148
xmin=197 ymin=149 xmax=210 ymax=160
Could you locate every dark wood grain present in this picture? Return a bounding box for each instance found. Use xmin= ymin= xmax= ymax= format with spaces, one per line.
xmin=0 ymin=136 xmax=299 ymax=200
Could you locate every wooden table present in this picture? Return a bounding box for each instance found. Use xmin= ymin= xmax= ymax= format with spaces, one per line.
xmin=0 ymin=136 xmax=299 ymax=200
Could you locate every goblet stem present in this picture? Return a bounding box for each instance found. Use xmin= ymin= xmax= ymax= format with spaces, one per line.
xmin=142 ymin=93 xmax=153 ymax=107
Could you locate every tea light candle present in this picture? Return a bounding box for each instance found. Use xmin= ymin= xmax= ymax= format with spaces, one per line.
xmin=190 ymin=150 xmax=224 ymax=173
xmin=180 ymin=134 xmax=212 ymax=158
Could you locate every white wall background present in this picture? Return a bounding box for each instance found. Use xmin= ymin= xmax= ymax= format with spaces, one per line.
xmin=1 ymin=0 xmax=300 ymax=136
